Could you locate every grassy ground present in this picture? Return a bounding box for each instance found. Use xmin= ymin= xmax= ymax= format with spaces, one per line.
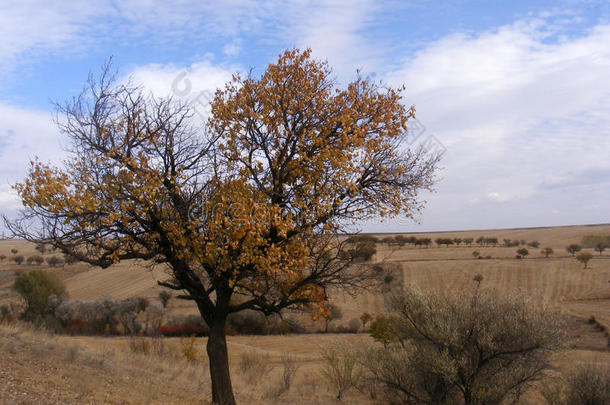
xmin=1 ymin=223 xmax=609 ymax=404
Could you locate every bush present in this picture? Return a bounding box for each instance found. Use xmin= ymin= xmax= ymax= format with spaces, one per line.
xmin=180 ymin=336 xmax=199 ymax=362
xmin=238 ymin=350 xmax=272 ymax=384
xmin=12 ymin=270 xmax=67 ymax=321
xmin=158 ymin=322 xmax=210 ymax=337
xmin=566 ymin=244 xmax=582 ymax=256
xmin=319 ymin=341 xmax=362 ymax=399
xmin=517 ymin=248 xmax=529 ymax=258
xmin=362 ymin=287 xmax=566 ymax=405
xmin=542 ymin=363 xmax=610 ymax=405
xmin=227 ymin=310 xmax=269 ymax=335
xmin=159 ymin=291 xmax=172 ymax=308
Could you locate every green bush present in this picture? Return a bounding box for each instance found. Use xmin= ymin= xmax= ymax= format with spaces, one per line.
xmin=12 ymin=270 xmax=67 ymax=321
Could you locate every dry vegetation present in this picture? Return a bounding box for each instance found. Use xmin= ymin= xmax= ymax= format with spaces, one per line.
xmin=1 ymin=223 xmax=609 ymax=404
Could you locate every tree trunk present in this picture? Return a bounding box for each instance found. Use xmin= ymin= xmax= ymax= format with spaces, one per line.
xmin=207 ymin=316 xmax=236 ymax=405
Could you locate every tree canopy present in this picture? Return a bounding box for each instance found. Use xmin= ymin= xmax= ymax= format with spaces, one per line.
xmin=6 ymin=49 xmax=439 ymax=404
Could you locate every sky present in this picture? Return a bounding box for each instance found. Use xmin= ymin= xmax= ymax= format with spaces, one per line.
xmin=1 ymin=0 xmax=609 ymax=233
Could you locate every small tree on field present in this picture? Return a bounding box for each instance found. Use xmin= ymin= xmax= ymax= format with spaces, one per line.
xmin=13 ymin=270 xmax=67 ymax=320
xmin=453 ymin=238 xmax=462 ymax=246
xmin=463 ymin=237 xmax=473 ymax=246
xmin=45 ymin=256 xmax=64 ymax=267
xmin=566 ymin=244 xmax=582 ymax=256
xmin=0 ymin=254 xmax=6 ymax=262
xmin=12 ymin=255 xmax=24 ymax=265
xmin=472 ymin=251 xmax=480 ymax=259
xmin=527 ymin=240 xmax=540 ymax=248
xmin=11 ymin=248 xmax=18 ymax=255
xmin=517 ymin=248 xmax=529 ymax=258
xmin=542 ymin=247 xmax=554 ymax=258
xmin=359 ymin=312 xmax=372 ymax=330
xmin=4 ymin=50 xmax=439 ymax=405
xmin=159 ymin=291 xmax=172 ymax=308
xmin=576 ymin=252 xmax=593 ymax=269
xmin=595 ymin=243 xmax=605 ymax=255
xmin=324 ymin=304 xmax=343 ymax=332
xmin=35 ymin=244 xmax=47 ymax=254
xmin=363 ymin=287 xmax=566 ymax=405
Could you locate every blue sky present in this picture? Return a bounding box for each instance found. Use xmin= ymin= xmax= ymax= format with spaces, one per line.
xmin=1 ymin=0 xmax=609 ymax=233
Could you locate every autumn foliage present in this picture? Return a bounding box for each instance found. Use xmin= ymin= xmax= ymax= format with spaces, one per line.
xmin=6 ymin=49 xmax=438 ymax=405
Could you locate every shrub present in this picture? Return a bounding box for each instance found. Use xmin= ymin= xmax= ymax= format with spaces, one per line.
xmin=158 ymin=322 xmax=210 ymax=337
xmin=542 ymin=363 xmax=610 ymax=405
xmin=0 ymin=254 xmax=6 ymax=262
xmin=319 ymin=341 xmax=362 ymax=399
xmin=11 ymin=248 xmax=18 ymax=255
xmin=12 ymin=270 xmax=67 ymax=321
xmin=279 ymin=354 xmax=299 ymax=394
xmin=180 ymin=336 xmax=199 ymax=363
xmin=362 ymin=287 xmax=566 ymax=405
xmin=35 ymin=244 xmax=47 ymax=254
xmin=369 ymin=316 xmax=396 ymax=347
xmin=238 ymin=350 xmax=272 ymax=384
xmin=472 ymin=251 xmax=480 ymax=258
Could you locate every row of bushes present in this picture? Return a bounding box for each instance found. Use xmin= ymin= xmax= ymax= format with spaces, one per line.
xmin=0 ymin=254 xmax=78 ymax=266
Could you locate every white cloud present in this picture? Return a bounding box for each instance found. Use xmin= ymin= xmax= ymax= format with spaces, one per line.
xmin=379 ymin=17 xmax=610 ymax=231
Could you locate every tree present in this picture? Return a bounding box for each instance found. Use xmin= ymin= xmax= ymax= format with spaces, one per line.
xmin=159 ymin=291 xmax=172 ymax=308
xmin=359 ymin=312 xmax=372 ymax=330
xmin=472 ymin=250 xmax=480 ymax=259
xmin=576 ymin=252 xmax=593 ymax=269
xmin=13 ymin=270 xmax=67 ymax=320
xmin=566 ymin=244 xmax=582 ymax=256
xmin=517 ymin=248 xmax=529 ymax=258
xmin=527 ymin=240 xmax=540 ymax=248
xmin=324 ymin=303 xmax=343 ymax=332
xmin=5 ymin=50 xmax=439 ymax=405
xmin=594 ymin=242 xmax=605 ymax=255
xmin=12 ymin=255 xmax=24 ymax=265
xmin=363 ymin=287 xmax=566 ymax=404
xmin=453 ymin=237 xmax=462 ymax=246
xmin=541 ymin=247 xmax=554 ymax=258
xmin=463 ymin=237 xmax=473 ymax=246
xmin=10 ymin=248 xmax=18 ymax=255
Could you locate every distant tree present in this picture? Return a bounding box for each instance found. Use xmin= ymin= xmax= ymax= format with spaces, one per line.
xmin=503 ymin=239 xmax=512 ymax=247
xmin=566 ymin=244 xmax=582 ymax=256
xmin=63 ymin=253 xmax=80 ymax=265
xmin=324 ymin=304 xmax=343 ymax=332
xmin=541 ymin=247 xmax=554 ymax=258
xmin=527 ymin=240 xmax=540 ymax=249
xmin=419 ymin=238 xmax=432 ymax=248
xmin=381 ymin=236 xmax=394 ymax=246
xmin=595 ymin=243 xmax=605 ymax=255
xmin=11 ymin=255 xmax=24 ymax=265
xmin=517 ymin=248 xmax=529 ymax=258
xmin=360 ymin=312 xmax=372 ymax=330
xmin=159 ymin=291 xmax=172 ymax=308
xmin=520 ymin=240 xmax=527 ymax=246
xmin=393 ymin=235 xmax=408 ymax=247
xmin=407 ymin=236 xmax=418 ymax=246
xmin=473 ymin=273 xmax=483 ymax=286
xmin=576 ymin=252 xmax=593 ymax=269
xmin=472 ymin=251 xmax=480 ymax=259
xmin=435 ymin=238 xmax=453 ymax=247
xmin=486 ymin=237 xmax=498 ymax=247
xmin=35 ymin=244 xmax=47 ymax=254
xmin=10 ymin=248 xmax=18 ymax=255
xmin=454 ymin=238 xmax=462 ymax=246
xmin=45 ymin=256 xmax=64 ymax=267
xmin=476 ymin=236 xmax=485 ymax=246
xmin=463 ymin=237 xmax=474 ymax=246
xmin=0 ymin=254 xmax=6 ymax=262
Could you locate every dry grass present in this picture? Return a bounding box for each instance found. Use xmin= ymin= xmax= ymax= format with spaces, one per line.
xmin=1 ymin=223 xmax=610 ymax=403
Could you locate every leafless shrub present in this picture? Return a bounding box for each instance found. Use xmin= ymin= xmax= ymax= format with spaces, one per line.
xmin=238 ymin=349 xmax=272 ymax=384
xmin=319 ymin=340 xmax=362 ymax=399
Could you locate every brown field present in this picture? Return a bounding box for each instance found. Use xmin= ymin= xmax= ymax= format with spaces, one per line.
xmin=1 ymin=223 xmax=609 ymax=404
